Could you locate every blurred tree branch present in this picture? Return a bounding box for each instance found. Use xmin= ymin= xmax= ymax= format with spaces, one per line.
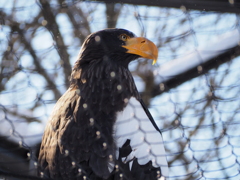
xmin=58 ymin=0 xmax=91 ymax=43
xmin=106 ymin=3 xmax=122 ymax=28
xmin=38 ymin=0 xmax=72 ymax=88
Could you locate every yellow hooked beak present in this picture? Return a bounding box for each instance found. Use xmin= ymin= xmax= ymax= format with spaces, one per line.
xmin=122 ymin=37 xmax=158 ymax=65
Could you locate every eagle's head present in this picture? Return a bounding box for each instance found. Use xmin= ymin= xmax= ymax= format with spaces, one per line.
xmin=76 ymin=28 xmax=158 ymax=68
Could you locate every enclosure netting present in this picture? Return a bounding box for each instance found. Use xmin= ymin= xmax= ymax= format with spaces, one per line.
xmin=0 ymin=0 xmax=240 ymax=179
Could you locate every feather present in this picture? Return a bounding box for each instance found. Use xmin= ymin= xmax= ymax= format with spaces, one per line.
xmin=114 ymin=97 xmax=168 ymax=177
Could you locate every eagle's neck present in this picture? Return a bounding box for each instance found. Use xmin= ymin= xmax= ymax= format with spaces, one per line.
xmin=71 ymin=60 xmax=140 ymax=113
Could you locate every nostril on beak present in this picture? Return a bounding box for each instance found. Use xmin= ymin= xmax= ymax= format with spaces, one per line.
xmin=141 ymin=40 xmax=145 ymax=43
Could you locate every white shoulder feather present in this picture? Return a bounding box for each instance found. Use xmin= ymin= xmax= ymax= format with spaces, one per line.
xmin=114 ymin=97 xmax=168 ymax=177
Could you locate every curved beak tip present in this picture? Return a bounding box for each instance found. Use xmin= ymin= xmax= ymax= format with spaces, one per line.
xmin=152 ymin=59 xmax=157 ymax=65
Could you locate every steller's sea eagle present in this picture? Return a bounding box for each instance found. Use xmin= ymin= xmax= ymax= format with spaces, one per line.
xmin=38 ymin=28 xmax=168 ymax=180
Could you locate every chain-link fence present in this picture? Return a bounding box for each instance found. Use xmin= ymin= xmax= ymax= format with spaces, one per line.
xmin=0 ymin=0 xmax=240 ymax=179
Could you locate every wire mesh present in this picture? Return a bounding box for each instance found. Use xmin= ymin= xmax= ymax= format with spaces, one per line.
xmin=0 ymin=0 xmax=240 ymax=179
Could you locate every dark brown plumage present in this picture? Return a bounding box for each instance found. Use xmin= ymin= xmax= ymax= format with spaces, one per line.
xmin=38 ymin=28 xmax=168 ymax=180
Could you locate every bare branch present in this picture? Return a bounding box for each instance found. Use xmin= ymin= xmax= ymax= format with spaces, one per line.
xmin=10 ymin=23 xmax=62 ymax=100
xmin=58 ymin=0 xmax=91 ymax=43
xmin=38 ymin=0 xmax=72 ymax=88
xmin=105 ymin=3 xmax=122 ymax=28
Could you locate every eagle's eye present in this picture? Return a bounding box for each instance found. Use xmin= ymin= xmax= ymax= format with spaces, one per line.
xmin=120 ymin=34 xmax=129 ymax=41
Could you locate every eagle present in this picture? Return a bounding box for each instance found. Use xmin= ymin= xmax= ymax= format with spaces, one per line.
xmin=38 ymin=28 xmax=168 ymax=180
